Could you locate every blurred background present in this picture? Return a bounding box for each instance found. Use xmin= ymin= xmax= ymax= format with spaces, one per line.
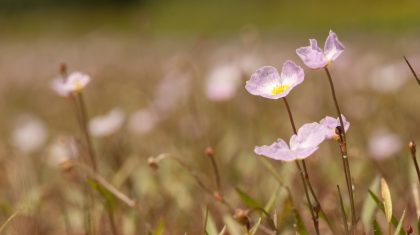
xmin=0 ymin=0 xmax=419 ymax=234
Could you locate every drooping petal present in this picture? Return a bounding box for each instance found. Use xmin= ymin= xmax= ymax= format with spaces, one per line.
xmin=254 ymin=138 xmax=295 ymax=161
xmin=324 ymin=30 xmax=344 ymax=62
xmin=280 ymin=60 xmax=305 ymax=90
xmin=319 ymin=115 xmax=350 ymax=139
xmin=245 ymin=66 xmax=285 ymax=99
xmin=296 ymin=39 xmax=328 ymax=69
xmin=289 ymin=122 xmax=327 ymax=150
xmin=290 ymin=146 xmax=320 ymax=160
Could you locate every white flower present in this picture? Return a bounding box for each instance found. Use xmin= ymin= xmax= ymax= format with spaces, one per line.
xmin=369 ymin=63 xmax=409 ymax=93
xmin=152 ymin=70 xmax=191 ymax=113
xmin=368 ymin=129 xmax=402 ymax=160
xmin=47 ymin=136 xmax=78 ymax=167
xmin=205 ymin=64 xmax=242 ymax=101
xmin=11 ymin=115 xmax=48 ymax=154
xmin=50 ymin=71 xmax=91 ymax=96
xmin=128 ymin=108 xmax=160 ymax=135
xmin=89 ymin=108 xmax=125 ymax=137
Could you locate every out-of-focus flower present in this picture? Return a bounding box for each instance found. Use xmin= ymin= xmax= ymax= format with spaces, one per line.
xmin=320 ymin=115 xmax=350 ymax=140
xmin=369 ymin=63 xmax=410 ymax=93
xmin=50 ymin=72 xmax=91 ymax=96
xmin=254 ymin=122 xmax=326 ymax=161
xmin=128 ymin=108 xmax=160 ymax=135
xmin=11 ymin=115 xmax=48 ymax=154
xmin=245 ymin=60 xmax=304 ymax=99
xmin=205 ymin=64 xmax=242 ymax=101
xmin=368 ymin=129 xmax=402 ymax=160
xmin=296 ymin=30 xmax=344 ymax=69
xmin=47 ymin=136 xmax=78 ymax=169
xmin=152 ymin=70 xmax=191 ymax=113
xmin=89 ymin=108 xmax=125 ymax=137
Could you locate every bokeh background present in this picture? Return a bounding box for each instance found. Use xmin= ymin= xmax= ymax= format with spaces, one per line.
xmin=0 ymin=0 xmax=420 ymax=234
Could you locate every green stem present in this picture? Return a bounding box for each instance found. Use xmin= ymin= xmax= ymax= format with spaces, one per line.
xmin=324 ymin=67 xmax=357 ymax=234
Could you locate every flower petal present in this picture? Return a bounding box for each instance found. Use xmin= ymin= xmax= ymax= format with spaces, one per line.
xmin=291 ymin=146 xmax=320 ymax=160
xmin=324 ymin=30 xmax=344 ymax=62
xmin=319 ymin=114 xmax=350 ymax=139
xmin=254 ymin=138 xmax=297 ymax=161
xmin=280 ymin=60 xmax=305 ymax=90
xmin=245 ymin=66 xmax=285 ymax=99
xmin=64 ymin=72 xmax=91 ymax=92
xmin=296 ymin=39 xmax=328 ymax=69
xmin=290 ymin=122 xmax=327 ymax=150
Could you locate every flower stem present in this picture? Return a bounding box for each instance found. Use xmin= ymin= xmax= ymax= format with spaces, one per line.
xmin=404 ymin=56 xmax=420 ymax=86
xmin=324 ymin=67 xmax=357 ymax=233
xmin=409 ymin=141 xmax=420 ymax=186
xmin=337 ymin=185 xmax=350 ymax=235
xmin=75 ymin=92 xmax=98 ymax=172
xmin=282 ymin=97 xmax=324 ymax=235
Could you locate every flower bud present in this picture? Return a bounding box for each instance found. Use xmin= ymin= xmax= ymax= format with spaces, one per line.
xmin=406 ymin=225 xmax=413 ymax=234
xmin=213 ymin=191 xmax=223 ymax=202
xmin=233 ymin=208 xmax=250 ymax=229
xmin=148 ymin=157 xmax=159 ymax=170
xmin=204 ymin=146 xmax=214 ymax=158
xmin=59 ymin=63 xmax=67 ymax=76
xmin=409 ymin=140 xmax=416 ymax=155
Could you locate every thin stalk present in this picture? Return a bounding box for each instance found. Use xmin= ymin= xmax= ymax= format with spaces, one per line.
xmin=404 ymin=56 xmax=420 ymax=86
xmin=0 ymin=210 xmax=19 ymax=233
xmin=208 ymin=155 xmax=221 ymax=192
xmin=168 ymin=155 xmax=235 ymax=212
xmin=409 ymin=141 xmax=420 ymax=185
xmin=324 ymin=67 xmax=357 ymax=233
xmin=76 ymin=92 xmax=98 ymax=172
xmin=75 ymin=162 xmax=137 ymax=208
xmin=337 ymin=185 xmax=350 ymax=235
xmin=282 ymin=97 xmax=319 ymax=234
xmin=295 ymin=161 xmax=319 ymax=235
xmin=107 ymin=206 xmax=119 ymax=235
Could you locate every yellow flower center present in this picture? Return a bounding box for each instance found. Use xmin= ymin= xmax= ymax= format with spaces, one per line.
xmin=271 ymin=84 xmax=290 ymax=94
xmin=73 ymin=80 xmax=82 ymax=92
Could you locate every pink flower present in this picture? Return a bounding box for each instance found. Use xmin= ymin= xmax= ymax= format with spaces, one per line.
xmin=51 ymin=72 xmax=91 ymax=96
xmin=254 ymin=122 xmax=327 ymax=161
xmin=319 ymin=115 xmax=350 ymax=140
xmin=245 ymin=60 xmax=304 ymax=99
xmin=296 ymin=30 xmax=344 ymax=69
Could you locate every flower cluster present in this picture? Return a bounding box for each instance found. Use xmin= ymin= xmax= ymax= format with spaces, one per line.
xmin=246 ymin=30 xmax=348 ymax=161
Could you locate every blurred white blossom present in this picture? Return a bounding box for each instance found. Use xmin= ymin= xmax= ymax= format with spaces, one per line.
xmin=128 ymin=108 xmax=160 ymax=135
xmin=47 ymin=136 xmax=78 ymax=167
xmin=152 ymin=70 xmax=191 ymax=114
xmin=369 ymin=63 xmax=409 ymax=93
xmin=205 ymin=64 xmax=242 ymax=101
xmin=50 ymin=71 xmax=91 ymax=96
xmin=368 ymin=129 xmax=402 ymax=160
xmin=89 ymin=108 xmax=125 ymax=137
xmin=11 ymin=115 xmax=48 ymax=154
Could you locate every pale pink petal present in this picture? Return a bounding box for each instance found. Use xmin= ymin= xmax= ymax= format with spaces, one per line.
xmin=254 ymin=139 xmax=293 ymax=161
xmin=324 ymin=30 xmax=344 ymax=62
xmin=290 ymin=122 xmax=327 ymax=150
xmin=280 ymin=60 xmax=305 ymax=90
xmin=245 ymin=66 xmax=284 ymax=99
xmin=319 ymin=114 xmax=350 ymax=139
xmin=296 ymin=39 xmax=328 ymax=69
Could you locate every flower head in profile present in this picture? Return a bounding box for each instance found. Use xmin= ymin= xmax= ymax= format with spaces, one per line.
xmin=254 ymin=122 xmax=326 ymax=161
xmin=89 ymin=108 xmax=125 ymax=137
xmin=245 ymin=60 xmax=304 ymax=99
xmin=51 ymin=72 xmax=91 ymax=96
xmin=319 ymin=115 xmax=350 ymax=140
xmin=296 ymin=30 xmax=344 ymax=69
